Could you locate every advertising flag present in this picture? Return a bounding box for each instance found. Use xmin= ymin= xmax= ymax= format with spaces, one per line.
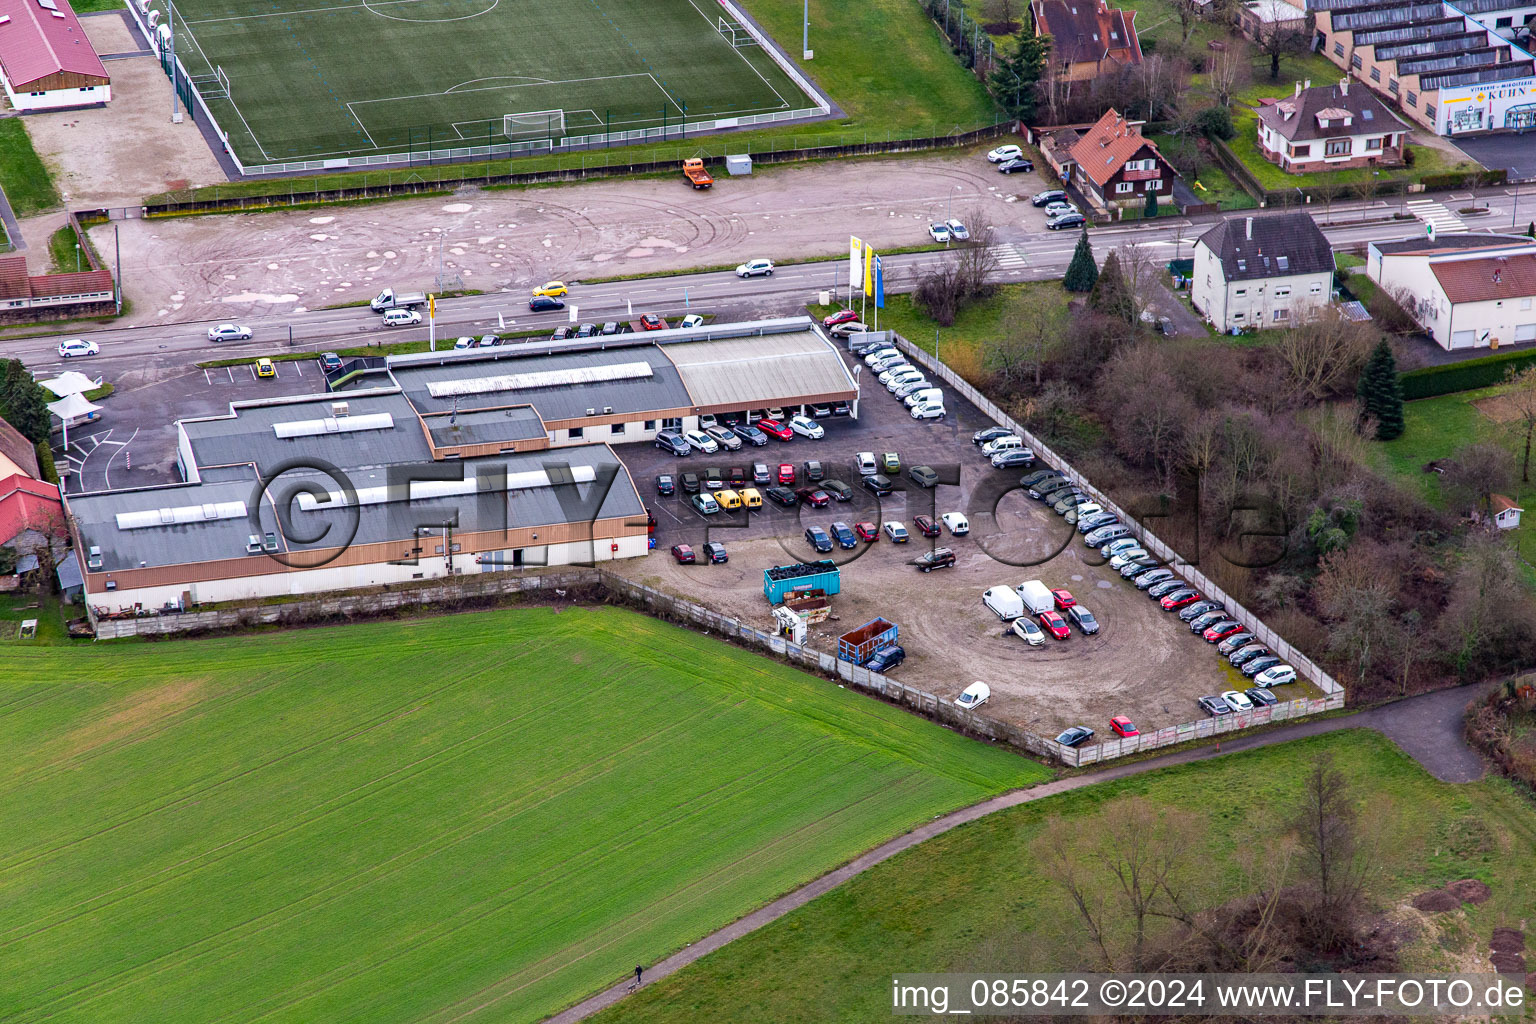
xmin=874 ymin=255 xmax=885 ymax=309
xmin=849 ymin=236 xmax=863 ymax=291
xmin=864 ymin=244 xmax=874 ymax=298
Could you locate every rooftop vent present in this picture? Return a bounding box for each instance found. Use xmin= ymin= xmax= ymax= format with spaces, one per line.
xmin=331 ymin=401 xmax=349 ymax=416
xmin=86 ymin=546 xmax=102 ymax=569
xmin=586 ymin=407 xmax=596 ymax=416
xmin=247 ymin=534 xmax=263 ymax=554
xmin=603 ymin=405 xmax=613 ymax=414
xmin=37 ymin=0 xmax=58 ymax=9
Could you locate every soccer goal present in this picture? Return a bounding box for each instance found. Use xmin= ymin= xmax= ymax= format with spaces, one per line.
xmin=716 ymin=16 xmax=759 ymax=47
xmin=190 ymin=64 xmax=230 ymax=100
xmin=503 ymin=110 xmax=565 ymax=140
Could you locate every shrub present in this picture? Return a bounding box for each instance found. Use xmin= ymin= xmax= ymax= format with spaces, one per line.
xmin=1192 ymin=105 xmax=1236 ymax=141
xmin=1402 ymin=147 xmax=1416 ymax=167
xmin=1399 ymin=348 xmax=1536 ymax=400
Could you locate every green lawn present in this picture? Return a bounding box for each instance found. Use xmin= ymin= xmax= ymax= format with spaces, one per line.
xmin=1148 ymin=134 xmax=1258 ymax=209
xmin=47 ymin=225 xmax=83 ymax=276
xmin=597 ymin=730 xmax=1536 ymax=1023
xmin=0 ymin=119 xmax=61 ymax=217
xmin=1227 ymin=110 xmax=1472 ymax=192
xmin=0 ymin=594 xmax=70 ymax=645
xmin=0 ymin=605 xmax=1043 ymax=1024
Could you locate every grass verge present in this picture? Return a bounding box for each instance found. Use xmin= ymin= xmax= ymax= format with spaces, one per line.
xmin=596 ymin=729 xmax=1536 ymax=1023
xmin=0 ymin=604 xmax=1045 ymax=1024
xmin=0 ymin=119 xmax=60 ymax=217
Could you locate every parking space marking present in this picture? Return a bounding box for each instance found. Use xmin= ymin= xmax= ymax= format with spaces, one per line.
xmin=203 ymin=368 xmax=214 ymax=386
xmin=227 ymin=367 xmax=235 ymax=384
xmin=102 ymin=427 xmax=139 ymax=490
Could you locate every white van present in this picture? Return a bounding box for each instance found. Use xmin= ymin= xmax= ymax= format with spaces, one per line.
xmin=904 ymin=388 xmax=942 ymax=408
xmin=910 ymin=401 xmax=945 ymax=420
xmin=983 ymin=585 xmax=1025 ymax=620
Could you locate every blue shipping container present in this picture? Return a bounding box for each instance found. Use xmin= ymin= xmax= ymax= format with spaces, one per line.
xmin=763 ymin=561 xmax=842 ymax=604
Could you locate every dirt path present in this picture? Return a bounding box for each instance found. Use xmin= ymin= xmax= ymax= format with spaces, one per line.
xmin=545 ymin=682 xmax=1495 ymax=1024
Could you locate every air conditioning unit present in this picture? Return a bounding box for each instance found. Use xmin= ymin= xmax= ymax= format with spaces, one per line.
xmin=331 ymin=401 xmax=349 ymax=416
xmin=86 ymin=546 xmax=102 ymax=569
xmin=586 ymin=408 xmax=596 ymax=416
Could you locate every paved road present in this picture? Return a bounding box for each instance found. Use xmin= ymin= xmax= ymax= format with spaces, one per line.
xmin=5 ymin=188 xmax=1528 ymax=383
xmin=546 ymin=682 xmax=1495 ymax=1024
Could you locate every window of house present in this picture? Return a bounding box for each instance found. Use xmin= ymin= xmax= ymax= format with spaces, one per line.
xmin=662 ymin=416 xmax=682 ymax=429
xmin=643 ymin=419 xmax=656 ymax=430
xmin=1522 ymin=298 xmax=1533 ymax=310
xmin=1274 ymin=286 xmax=1291 ymax=297
xmin=1147 ymin=179 xmax=1162 ymax=191
xmin=1292 ymin=143 xmax=1312 ymax=157
xmin=1350 ymin=54 xmax=1362 ymax=69
xmin=1366 ymin=136 xmax=1383 ymax=150
xmin=1388 ymin=79 xmax=1399 ymax=95
xmin=1325 ymin=138 xmax=1350 ymax=156
xmin=1274 ymin=308 xmax=1290 ymax=322
xmin=610 ymin=423 xmax=625 ymax=435
xmin=1407 ymin=91 xmax=1417 ymax=106
xmin=1497 ymin=15 xmax=1513 ymax=26
xmin=1311 ymin=282 xmax=1323 ymax=294
xmin=1234 ymin=288 xmax=1247 ymax=297
xmin=1116 ymin=182 xmax=1134 ymax=193
xmin=1232 ymin=311 xmax=1245 ymax=321
xmin=568 ymin=426 xmax=584 ymax=439
xmin=1426 ymin=103 xmax=1436 ymax=119
xmin=1333 ymin=42 xmax=1344 ymax=56
xmin=1370 ymin=67 xmax=1381 ymax=82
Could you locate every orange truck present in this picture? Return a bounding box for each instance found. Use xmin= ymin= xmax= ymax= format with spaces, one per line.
xmin=682 ymin=158 xmax=714 ymax=190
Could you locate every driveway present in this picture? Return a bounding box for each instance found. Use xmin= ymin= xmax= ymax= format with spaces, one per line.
xmin=1454 ymin=134 xmax=1536 ymax=182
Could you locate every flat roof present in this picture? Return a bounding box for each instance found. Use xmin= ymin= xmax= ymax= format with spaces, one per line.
xmin=662 ymin=330 xmax=858 ymax=409
xmin=424 ymin=405 xmax=547 ymax=448
xmin=183 ymin=392 xmax=431 ymax=475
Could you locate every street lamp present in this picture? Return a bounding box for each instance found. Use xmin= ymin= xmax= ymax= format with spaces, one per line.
xmin=1512 ymin=168 xmax=1520 ymax=228
xmin=74 ymin=243 xmax=80 ymax=273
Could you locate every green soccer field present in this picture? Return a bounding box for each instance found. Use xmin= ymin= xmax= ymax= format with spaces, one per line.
xmin=0 ymin=605 xmax=1040 ymax=1023
xmin=152 ymin=0 xmax=819 ymax=167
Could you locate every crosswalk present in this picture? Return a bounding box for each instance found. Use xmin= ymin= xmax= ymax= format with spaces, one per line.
xmin=992 ymin=243 xmax=1030 ymax=270
xmin=1405 ymin=198 xmax=1467 ymax=235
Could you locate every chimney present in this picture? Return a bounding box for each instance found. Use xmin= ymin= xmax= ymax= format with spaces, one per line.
xmin=1245 ymin=217 xmax=1253 ymax=240
xmin=1304 ymin=78 xmax=1311 ymax=90
xmin=1295 ymin=80 xmax=1302 ymax=97
xmin=1339 ymin=77 xmax=1349 ymax=96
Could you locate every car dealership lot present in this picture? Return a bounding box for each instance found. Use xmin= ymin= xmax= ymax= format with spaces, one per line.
xmin=613 ymin=342 xmax=1295 ymax=738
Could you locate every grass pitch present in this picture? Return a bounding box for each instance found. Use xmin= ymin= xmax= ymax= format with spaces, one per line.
xmin=0 ymin=605 xmax=1040 ymax=1023
xmin=153 ymin=0 xmax=816 ymax=166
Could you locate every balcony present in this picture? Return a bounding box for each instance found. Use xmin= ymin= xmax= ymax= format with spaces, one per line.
xmin=1121 ymin=167 xmax=1160 ymax=181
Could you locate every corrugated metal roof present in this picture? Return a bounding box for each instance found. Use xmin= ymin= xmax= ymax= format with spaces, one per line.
xmin=0 ymin=0 xmax=108 ymax=89
xmin=662 ymin=330 xmax=857 ymax=409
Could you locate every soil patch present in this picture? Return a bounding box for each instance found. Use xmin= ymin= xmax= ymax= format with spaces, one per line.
xmin=1490 ymin=951 xmax=1527 ymax=974
xmin=1472 ymin=392 xmax=1523 ymax=424
xmin=1491 ymin=928 xmax=1526 ymax=953
xmin=1446 ymin=878 xmax=1492 ymax=904
xmin=1411 ymin=889 xmax=1461 ymax=912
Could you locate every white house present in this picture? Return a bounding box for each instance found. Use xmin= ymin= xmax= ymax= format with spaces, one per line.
xmin=1255 ymin=78 xmax=1408 ymax=173
xmin=1367 ymin=233 xmax=1536 ymax=350
xmin=0 ymin=0 xmax=110 ymax=111
xmin=1191 ymin=213 xmax=1336 ymax=332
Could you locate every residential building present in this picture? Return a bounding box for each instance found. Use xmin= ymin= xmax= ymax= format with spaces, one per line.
xmin=1191 ymin=213 xmax=1336 ymax=331
xmin=0 ymin=474 xmax=64 ymax=564
xmin=1030 ymin=0 xmax=1142 ymax=82
xmin=0 ymin=413 xmax=40 ymax=481
xmin=1367 ymin=233 xmax=1536 ymax=349
xmin=1238 ymin=0 xmax=1309 ymax=42
xmin=0 ymin=0 xmax=110 ymax=111
xmin=1064 ymin=108 xmax=1176 ymax=211
xmin=1256 ymin=78 xmax=1409 ymax=171
xmin=1312 ymin=0 xmax=1536 ymax=135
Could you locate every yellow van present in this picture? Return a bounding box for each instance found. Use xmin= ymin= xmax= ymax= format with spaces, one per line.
xmin=715 ymin=489 xmax=742 ymax=510
xmin=739 ymin=487 xmax=762 ymax=508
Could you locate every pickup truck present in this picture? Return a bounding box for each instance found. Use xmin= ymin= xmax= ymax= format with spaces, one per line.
xmin=370 ymin=287 xmax=427 ymax=313
xmin=682 ymin=158 xmax=713 ymax=190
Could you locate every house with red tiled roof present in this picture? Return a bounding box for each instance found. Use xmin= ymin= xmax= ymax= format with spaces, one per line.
xmin=1063 ymin=108 xmax=1176 ymax=211
xmin=0 ymin=413 xmax=40 ymax=482
xmin=0 ymin=0 xmax=109 ymax=110
xmin=1367 ymin=233 xmax=1536 ymax=350
xmin=0 ymin=474 xmax=64 ymax=556
xmin=0 ymin=254 xmax=114 ymax=321
xmin=1030 ymin=0 xmax=1142 ymax=82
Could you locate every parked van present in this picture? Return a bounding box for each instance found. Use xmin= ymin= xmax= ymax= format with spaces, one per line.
xmin=739 ymin=487 xmax=762 ymax=508
xmin=1084 ymin=523 xmax=1132 ymax=548
xmin=981 ymin=435 xmax=1026 ymax=457
xmin=982 ymin=585 xmax=1025 ymax=620
xmin=904 ymin=387 xmax=942 ymax=408
xmin=716 ymin=489 xmax=742 ymax=510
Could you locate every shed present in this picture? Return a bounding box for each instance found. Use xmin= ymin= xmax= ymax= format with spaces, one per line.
xmin=725 ymin=154 xmax=752 ymax=176
xmin=1492 ymin=494 xmax=1523 ymax=530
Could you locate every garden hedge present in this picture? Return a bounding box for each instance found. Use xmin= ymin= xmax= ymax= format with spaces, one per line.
xmin=1399 ymin=346 xmax=1536 ymax=400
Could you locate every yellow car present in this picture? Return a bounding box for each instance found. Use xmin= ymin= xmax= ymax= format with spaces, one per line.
xmin=739 ymin=487 xmax=762 ymax=508
xmin=532 ymin=281 xmax=568 ymax=298
xmin=255 ymin=358 xmax=276 ymax=378
xmin=715 ymin=489 xmax=742 ymax=510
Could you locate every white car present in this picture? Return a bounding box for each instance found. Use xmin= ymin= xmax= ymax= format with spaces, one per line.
xmin=886 ymin=373 xmax=925 ymax=393
xmin=980 ymin=435 xmax=1024 ymax=456
xmin=1254 ymin=664 xmax=1298 ymax=687
xmin=1222 ymin=690 xmax=1255 ymax=713
xmin=207 ymin=323 xmax=252 ymax=342
xmin=679 ymin=314 xmax=705 ymax=329
xmin=882 ymin=521 xmax=909 ymax=542
xmin=855 ymin=451 xmax=878 ymax=475
xmin=1109 ymin=548 xmax=1150 ymax=569
xmin=910 ymin=402 xmax=945 ymax=420
xmin=453 ymin=336 xmax=477 ymax=349
xmin=946 ymin=219 xmax=970 ymax=242
xmin=735 ymin=258 xmax=774 ymax=278
xmin=682 ymin=429 xmax=719 ymax=453
xmin=1102 ymin=537 xmax=1143 ymax=558
xmin=864 ymin=348 xmax=899 ymax=366
xmin=1043 ymin=201 xmax=1079 ymax=219
xmin=955 ymin=681 xmax=991 ymax=709
xmin=878 ymin=364 xmax=915 ymax=384
xmin=789 ymin=415 xmax=824 ymax=439
xmin=942 ymin=512 xmax=970 ymax=535
xmin=986 ymin=144 xmax=1023 ymax=163
xmin=928 ymin=222 xmax=951 ymax=243
xmin=1011 ymin=617 xmax=1045 ymax=646
xmin=382 ymin=308 xmax=421 ymax=327
xmin=827 ymin=321 xmax=869 ymax=338
xmin=58 ymin=338 xmax=99 ymax=358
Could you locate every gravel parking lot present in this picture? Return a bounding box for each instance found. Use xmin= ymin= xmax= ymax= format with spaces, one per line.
xmin=611 ymin=339 xmax=1286 ymax=738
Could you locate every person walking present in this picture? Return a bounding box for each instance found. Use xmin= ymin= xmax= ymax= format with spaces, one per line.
xmin=634 ymin=965 xmax=644 ymax=986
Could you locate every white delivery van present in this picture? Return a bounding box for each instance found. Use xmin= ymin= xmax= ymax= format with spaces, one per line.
xmin=904 ymin=388 xmax=942 ymax=408
xmin=1016 ymin=579 xmax=1054 ymax=616
xmin=983 ymin=585 xmax=1025 ymax=620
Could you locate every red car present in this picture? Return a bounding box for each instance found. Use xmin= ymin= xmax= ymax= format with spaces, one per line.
xmin=822 ymin=309 xmax=860 ymax=328
xmin=1110 ymin=715 xmax=1139 ymax=738
xmin=777 ymin=463 xmax=796 ymax=485
xmin=639 ymin=313 xmax=666 ymax=331
xmin=854 ymin=521 xmax=879 ymax=541
xmin=1051 ymin=588 xmax=1076 ymax=611
xmin=670 ymin=544 xmax=696 ymax=564
xmin=1204 ymin=621 xmax=1245 ymax=643
xmin=1038 ymin=610 xmax=1070 ymax=640
xmin=1161 ymin=590 xmax=1202 ymax=611
xmin=913 ymin=515 xmax=941 ymax=538
xmin=796 ymin=487 xmax=830 ymax=508
xmin=758 ymin=419 xmax=794 ymax=441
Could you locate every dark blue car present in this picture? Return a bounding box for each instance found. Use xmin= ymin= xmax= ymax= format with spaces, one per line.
xmin=829 ymin=522 xmax=857 ymax=549
xmin=866 ymin=645 xmax=905 ymax=672
xmin=804 ymin=527 xmax=833 ymax=553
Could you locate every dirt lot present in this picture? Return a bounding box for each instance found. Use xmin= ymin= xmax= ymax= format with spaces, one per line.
xmin=25 ymin=14 xmax=226 ymax=208
xmin=610 ymin=343 xmax=1287 ymax=739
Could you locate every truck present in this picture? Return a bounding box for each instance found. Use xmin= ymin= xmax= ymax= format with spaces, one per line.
xmin=838 ymin=617 xmax=898 ymax=665
xmin=682 ymin=158 xmax=714 ymax=190
xmin=1017 ymin=579 xmax=1054 ymax=616
xmin=370 ymin=287 xmax=427 ymax=313
xmin=763 ymin=560 xmax=840 ymax=604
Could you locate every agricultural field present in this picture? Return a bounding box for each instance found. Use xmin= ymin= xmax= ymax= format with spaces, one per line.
xmin=598 ymin=730 xmax=1536 ymax=1023
xmin=0 ymin=605 xmax=1042 ymax=1023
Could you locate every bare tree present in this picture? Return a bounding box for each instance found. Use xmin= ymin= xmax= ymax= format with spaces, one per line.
xmin=1288 ymin=752 xmax=1382 ymax=952
xmin=1502 ymin=363 xmax=1536 ymax=481
xmin=1312 ymin=180 xmax=1345 ymax=224
xmin=1135 ymin=54 xmax=1184 ymax=121
xmin=1114 ymin=241 xmax=1159 ymax=324
xmin=1207 ymin=43 xmax=1251 ymax=107
xmin=1313 ymin=539 xmax=1400 ymax=683
xmin=1352 ymin=173 xmax=1382 ymax=210
xmin=990 ymin=286 xmax=1069 ymax=389
xmin=1441 ymin=535 xmax=1536 ymax=678
xmin=1174 ymin=0 xmax=1199 ymax=42
xmin=1253 ymin=18 xmax=1305 ymax=80
xmin=954 ymin=222 xmax=1000 ymax=300
xmin=1274 ymin=311 xmax=1376 ymax=402
xmin=1443 ymin=440 xmax=1514 ymax=521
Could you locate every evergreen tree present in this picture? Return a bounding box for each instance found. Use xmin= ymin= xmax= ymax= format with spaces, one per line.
xmin=0 ymin=358 xmax=51 ymax=444
xmin=1144 ymin=189 xmax=1159 ymax=218
xmin=1088 ymin=250 xmax=1135 ymax=325
xmin=989 ymin=32 xmax=1048 ymax=123
xmin=1063 ymin=228 xmax=1099 ymax=292
xmin=1355 ymin=339 xmax=1404 ymax=441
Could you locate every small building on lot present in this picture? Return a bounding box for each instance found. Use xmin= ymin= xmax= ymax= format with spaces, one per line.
xmin=1030 ymin=0 xmax=1142 ymax=83
xmin=0 ymin=0 xmax=110 ymax=111
xmin=1492 ymin=494 xmax=1524 ymax=529
xmin=1256 ymin=78 xmax=1409 ymax=172
xmin=1238 ymin=0 xmax=1309 ymax=42
xmin=1065 ymin=108 xmax=1176 ymax=211
xmin=0 ymin=255 xmax=115 ymax=322
xmin=1367 ymin=233 xmax=1536 ymax=349
xmin=1191 ymin=213 xmax=1336 ymax=332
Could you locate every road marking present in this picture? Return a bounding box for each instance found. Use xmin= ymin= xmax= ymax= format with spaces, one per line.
xmin=102 ymin=427 xmax=139 ymax=490
xmin=203 ymin=368 xmax=214 ymax=385
xmin=991 ymin=243 xmax=1031 ymax=269
xmin=1406 ymin=198 xmax=1467 ymax=233
xmin=227 ymin=367 xmax=235 ymax=383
